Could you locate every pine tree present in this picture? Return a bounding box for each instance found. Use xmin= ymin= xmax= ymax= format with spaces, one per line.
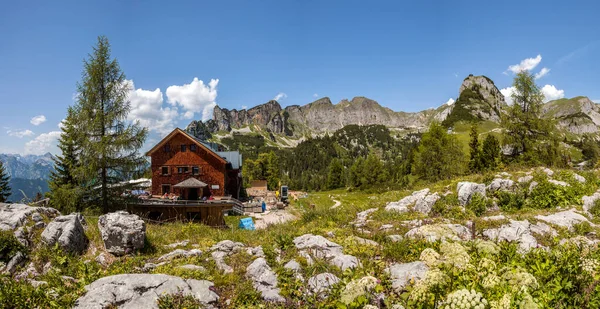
xmin=413 ymin=122 xmax=466 ymax=181
xmin=468 ymin=124 xmax=482 ymax=172
xmin=502 ymin=71 xmax=553 ymax=159
xmin=0 ymin=161 xmax=10 ymax=202
xmin=74 ymin=36 xmax=147 ymax=213
xmin=481 ymin=134 xmax=500 ymax=171
xmin=326 ymin=158 xmax=344 ymax=189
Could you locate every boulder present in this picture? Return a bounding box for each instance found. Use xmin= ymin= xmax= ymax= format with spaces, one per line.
xmin=540 ymin=167 xmax=554 ymax=176
xmin=307 ymin=273 xmax=340 ymax=296
xmin=573 ymin=173 xmax=586 ymax=183
xmin=95 ymin=253 xmax=109 ymax=268
xmin=0 ymin=203 xmax=59 ymax=231
xmin=157 ymin=249 xmax=202 ymax=262
xmin=73 ymin=274 xmax=218 ymax=309
xmin=210 ymin=240 xmax=244 ymax=274
xmin=4 ymin=252 xmax=26 ymax=275
xmin=535 ymin=210 xmax=591 ymax=231
xmin=284 ymin=259 xmax=301 ymax=272
xmin=457 ymin=182 xmax=486 ymax=206
xmin=98 ymin=211 xmax=145 ymax=256
xmin=582 ymin=192 xmax=600 ymax=216
xmin=487 ymin=178 xmax=515 ymax=193
xmin=352 ymin=208 xmax=378 ymax=227
xmin=482 ymin=220 xmax=538 ymax=253
xmin=41 ymin=214 xmax=88 ymax=254
xmin=548 ymin=179 xmax=569 ymax=187
xmin=177 ymin=264 xmax=206 ymax=272
xmin=246 ymin=258 xmax=285 ymax=302
xmin=293 ymin=234 xmax=359 ymax=270
xmin=529 ymin=181 xmax=539 ymax=193
xmin=414 ymin=192 xmax=440 ymax=214
xmin=518 ymin=175 xmax=534 ymax=183
xmin=405 ymin=224 xmax=471 ymax=242
xmin=386 ymin=261 xmax=428 ymax=291
xmin=385 ymin=189 xmax=439 ymax=214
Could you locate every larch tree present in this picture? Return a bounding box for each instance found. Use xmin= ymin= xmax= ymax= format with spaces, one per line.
xmin=74 ymin=36 xmax=147 ymax=213
xmin=0 ymin=161 xmax=10 ymax=202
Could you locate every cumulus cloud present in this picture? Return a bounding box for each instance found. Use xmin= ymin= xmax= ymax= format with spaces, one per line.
xmin=506 ymin=54 xmax=542 ymax=74
xmin=7 ymin=129 xmax=34 ymax=138
xmin=241 ymin=105 xmax=248 ymax=110
xmin=500 ymin=87 xmax=516 ymax=105
xmin=541 ymin=85 xmax=565 ymax=102
xmin=166 ymin=77 xmax=218 ymax=121
xmin=273 ymin=92 xmax=287 ymax=101
xmin=501 ymin=84 xmax=565 ymax=104
xmin=30 ymin=115 xmax=46 ymax=126
xmin=24 ymin=131 xmax=61 ymax=155
xmin=313 ymin=93 xmax=319 ymax=98
xmin=534 ymin=67 xmax=550 ymax=80
xmin=445 ymin=98 xmax=455 ymax=106
xmin=125 ymin=80 xmax=179 ymax=135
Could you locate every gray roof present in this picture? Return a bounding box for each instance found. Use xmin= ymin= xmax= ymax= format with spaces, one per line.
xmin=173 ymin=178 xmax=208 ymax=188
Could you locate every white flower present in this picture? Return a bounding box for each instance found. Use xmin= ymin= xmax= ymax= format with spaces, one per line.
xmin=420 ymin=248 xmax=440 ymax=267
xmin=441 ymin=242 xmax=471 ymax=269
xmin=443 ymin=289 xmax=488 ymax=309
xmin=581 ymin=258 xmax=600 ymax=276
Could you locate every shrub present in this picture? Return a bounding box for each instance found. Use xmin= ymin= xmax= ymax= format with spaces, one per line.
xmin=573 ymin=221 xmax=593 ymax=235
xmin=590 ymin=199 xmax=600 ymax=218
xmin=496 ymin=191 xmax=525 ymax=211
xmin=157 ymin=289 xmax=203 ymax=309
xmin=0 ymin=230 xmax=25 ymax=263
xmin=466 ymin=193 xmax=488 ymax=216
xmin=527 ymin=180 xmax=578 ymax=209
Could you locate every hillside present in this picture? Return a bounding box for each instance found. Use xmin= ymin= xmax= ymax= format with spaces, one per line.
xmin=0 ymin=153 xmax=54 ymax=202
xmin=2 ymin=167 xmax=600 ymax=308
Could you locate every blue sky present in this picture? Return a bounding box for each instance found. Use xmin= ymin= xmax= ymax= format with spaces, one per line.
xmin=1 ymin=0 xmax=599 ymax=155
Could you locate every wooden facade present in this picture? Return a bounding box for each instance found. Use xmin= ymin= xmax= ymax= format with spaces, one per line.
xmin=146 ymin=128 xmax=242 ymax=199
xmin=127 ymin=201 xmax=235 ymax=227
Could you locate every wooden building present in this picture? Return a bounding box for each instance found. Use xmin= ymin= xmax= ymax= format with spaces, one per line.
xmin=145 ymin=128 xmax=243 ymax=199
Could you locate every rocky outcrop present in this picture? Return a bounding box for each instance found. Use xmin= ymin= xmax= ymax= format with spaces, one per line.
xmin=210 ymin=240 xmax=244 ymax=274
xmin=385 ymin=189 xmax=439 ymax=214
xmin=246 ymin=258 xmax=285 ymax=302
xmin=583 ymin=191 xmax=600 ymax=216
xmin=535 ymin=210 xmax=591 ymax=231
xmin=386 ymin=261 xmax=428 ymax=292
xmin=157 ymin=249 xmax=202 ymax=262
xmin=481 ymin=220 xmax=556 ymax=253
xmin=307 ymin=273 xmax=340 ymax=296
xmin=98 ymin=211 xmax=146 ymax=256
xmin=41 ymin=214 xmax=88 ymax=254
xmin=0 ymin=203 xmax=59 ymax=231
xmin=457 ymin=182 xmax=486 ymax=206
xmin=405 ymin=224 xmax=471 ymax=242
xmin=487 ymin=178 xmax=515 ymax=193
xmin=73 ymin=274 xmax=218 ymax=309
xmin=542 ymin=97 xmax=600 ymax=134
xmin=293 ymin=234 xmax=359 ymax=270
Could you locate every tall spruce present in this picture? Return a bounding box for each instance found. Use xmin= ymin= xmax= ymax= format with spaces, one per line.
xmin=481 ymin=134 xmax=500 ymax=171
xmin=49 ymin=107 xmax=80 ymax=187
xmin=326 ymin=158 xmax=344 ymax=189
xmin=502 ymin=71 xmax=553 ymax=159
xmin=74 ymin=36 xmax=147 ymax=213
xmin=468 ymin=124 xmax=482 ymax=172
xmin=413 ymin=122 xmax=466 ymax=181
xmin=0 ymin=161 xmax=10 ymax=202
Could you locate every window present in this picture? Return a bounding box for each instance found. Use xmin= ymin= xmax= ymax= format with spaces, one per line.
xmin=161 ymin=184 xmax=171 ymax=194
xmin=181 ymin=144 xmax=186 ymax=152
xmin=163 ymin=144 xmax=170 ymax=152
xmin=190 ymin=144 xmax=197 ymax=152
xmin=178 ymin=166 xmax=189 ymax=174
xmin=192 ymin=166 xmax=200 ymax=175
xmin=161 ymin=166 xmax=169 ymax=175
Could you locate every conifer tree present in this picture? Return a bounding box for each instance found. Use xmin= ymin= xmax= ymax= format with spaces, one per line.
xmin=413 ymin=122 xmax=466 ymax=181
xmin=74 ymin=36 xmax=147 ymax=213
xmin=468 ymin=124 xmax=482 ymax=172
xmin=326 ymin=158 xmax=344 ymax=189
xmin=0 ymin=161 xmax=11 ymax=202
xmin=481 ymin=134 xmax=500 ymax=171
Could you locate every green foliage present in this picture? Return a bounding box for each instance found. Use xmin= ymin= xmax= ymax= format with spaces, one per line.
xmin=0 ymin=161 xmax=10 ymax=202
xmin=527 ymin=180 xmax=578 ymax=209
xmin=502 ymin=71 xmax=555 ymax=161
xmin=244 ymin=151 xmax=280 ymax=190
xmin=413 ymin=122 xmax=467 ymax=182
xmin=468 ymin=124 xmax=483 ymax=173
xmin=495 ymin=190 xmax=526 ymax=211
xmin=47 ymin=184 xmax=84 ymax=214
xmin=580 ymin=134 xmax=600 ymax=168
xmin=466 ymin=192 xmax=487 ymax=216
xmin=156 ymin=289 xmax=203 ymax=309
xmin=0 ymin=230 xmax=25 ymax=263
xmin=480 ymin=134 xmax=500 ymax=171
xmin=326 ymin=158 xmax=344 ymax=189
xmin=73 ymin=36 xmax=147 ymax=213
xmin=441 ymin=88 xmax=483 ymax=127
xmin=590 ymin=199 xmax=600 ymax=218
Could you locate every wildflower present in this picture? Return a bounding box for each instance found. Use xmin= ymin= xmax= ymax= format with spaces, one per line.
xmin=517 ymin=292 xmax=539 ymax=309
xmin=478 ymin=258 xmax=497 ymax=273
xmin=340 ymin=276 xmax=378 ymax=305
xmin=503 ymin=269 xmax=538 ymax=292
xmin=442 ymin=289 xmax=488 ymax=309
xmin=481 ymin=273 xmax=500 ymax=289
xmin=489 ymin=293 xmax=512 ymax=309
xmin=581 ymin=258 xmax=600 ymax=276
xmin=475 ymin=240 xmax=500 ymax=256
xmin=419 ymin=248 xmax=440 ymax=267
xmin=440 ymin=242 xmax=471 ymax=269
xmin=409 ymin=268 xmax=448 ymax=302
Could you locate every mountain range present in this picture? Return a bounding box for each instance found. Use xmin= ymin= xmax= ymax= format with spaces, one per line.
xmin=0 ymin=153 xmax=53 ymax=202
xmin=186 ymin=74 xmax=600 ymax=146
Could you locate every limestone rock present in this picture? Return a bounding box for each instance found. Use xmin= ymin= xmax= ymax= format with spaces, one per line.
xmin=98 ymin=211 xmax=145 ymax=256
xmin=529 ymin=181 xmax=539 ymax=193
xmin=386 ymin=261 xmax=428 ymax=291
xmin=308 ymin=273 xmax=340 ymax=296
xmin=488 ymin=178 xmax=515 ymax=193
xmin=246 ymin=258 xmax=285 ymax=302
xmin=293 ymin=234 xmax=359 ymax=270
xmin=573 ymin=173 xmax=586 ymax=183
xmin=540 ymin=167 xmax=554 ymax=176
xmin=548 ymin=179 xmax=569 ymax=187
xmin=41 ymin=214 xmax=88 ymax=254
xmin=385 ymin=189 xmax=439 ymax=214
xmin=386 ymin=235 xmax=403 ymax=242
xmin=482 ymin=220 xmax=538 ymax=253
xmin=352 ymin=208 xmax=378 ymax=227
xmin=210 ymin=240 xmax=244 ymax=274
xmin=405 ymin=224 xmax=471 ymax=242
xmin=177 ymin=264 xmax=206 ymax=272
xmin=4 ymin=252 xmax=26 ymax=275
xmin=164 ymin=240 xmax=189 ymax=249
xmin=535 ymin=210 xmax=591 ymax=231
xmin=582 ymin=192 xmax=600 ymax=216
xmin=0 ymin=203 xmax=59 ymax=231
xmin=457 ymin=182 xmax=486 ymax=206
xmin=73 ymin=274 xmax=218 ymax=309
xmin=518 ymin=175 xmax=533 ymax=183
xmin=157 ymin=249 xmax=202 ymax=262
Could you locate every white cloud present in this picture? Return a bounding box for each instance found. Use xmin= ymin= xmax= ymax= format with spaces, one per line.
xmin=500 ymin=86 xmax=516 ymax=105
xmin=24 ymin=131 xmax=61 ymax=155
xmin=241 ymin=105 xmax=248 ymax=110
xmin=7 ymin=129 xmax=34 ymax=138
xmin=125 ymin=80 xmax=179 ymax=135
xmin=501 ymin=84 xmax=565 ymax=104
xmin=445 ymin=98 xmax=455 ymax=106
xmin=541 ymin=85 xmax=565 ymax=102
xmin=30 ymin=115 xmax=46 ymax=126
xmin=166 ymin=77 xmax=218 ymax=122
xmin=273 ymin=92 xmax=287 ymax=101
xmin=506 ymin=54 xmax=542 ymax=74
xmin=313 ymin=93 xmax=319 ymax=98
xmin=593 ymin=99 xmax=600 ymax=104
xmin=58 ymin=119 xmax=66 ymax=130
xmin=534 ymin=67 xmax=550 ymax=80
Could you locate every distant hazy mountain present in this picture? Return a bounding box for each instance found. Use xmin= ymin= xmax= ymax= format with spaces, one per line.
xmin=0 ymin=153 xmax=54 ymax=202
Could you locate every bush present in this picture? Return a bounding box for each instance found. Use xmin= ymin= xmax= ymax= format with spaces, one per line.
xmin=157 ymin=289 xmax=203 ymax=309
xmin=466 ymin=193 xmax=488 ymax=216
xmin=590 ymin=199 xmax=600 ymax=218
xmin=496 ymin=191 xmax=526 ymax=211
xmin=527 ymin=180 xmax=578 ymax=209
xmin=0 ymin=230 xmax=25 ymax=263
